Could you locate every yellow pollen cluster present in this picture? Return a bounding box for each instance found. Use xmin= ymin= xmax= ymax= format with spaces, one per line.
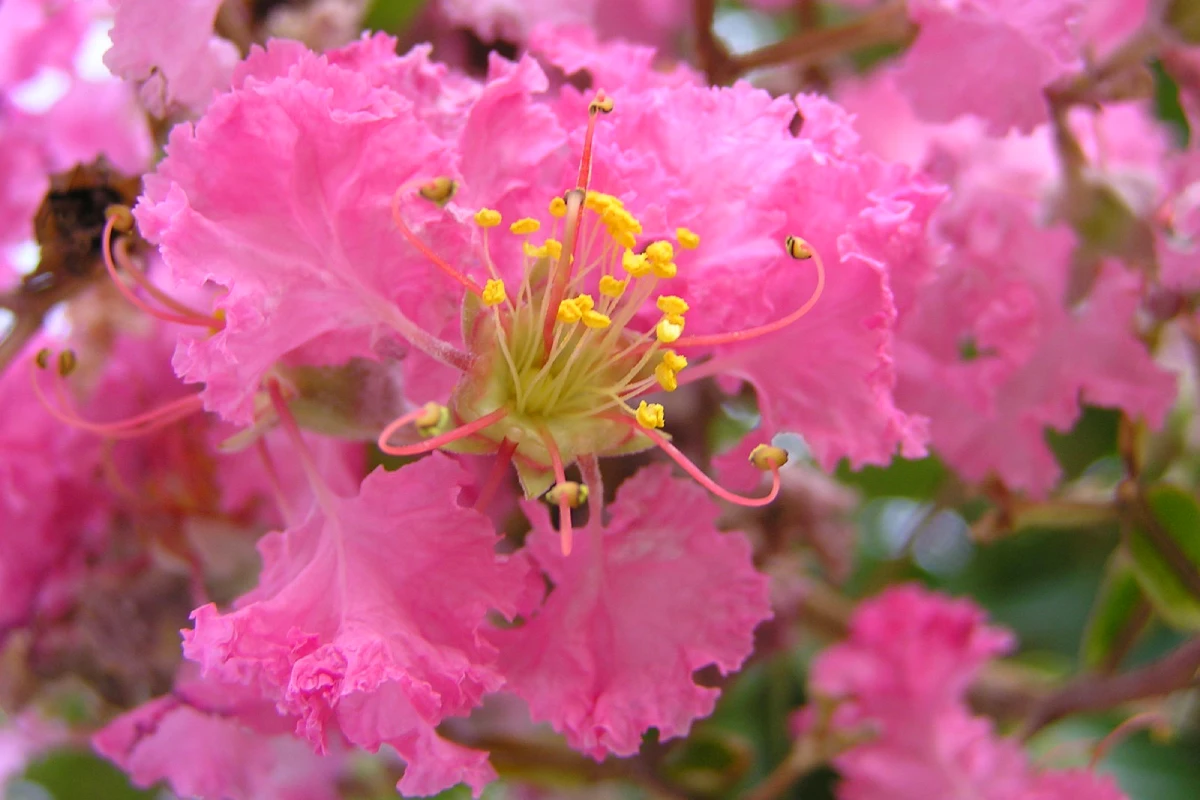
xmin=586 ymin=192 xmax=642 ymax=250
xmin=510 ymin=218 xmax=540 ymax=235
xmin=556 ymin=294 xmax=611 ymax=329
xmin=599 ymin=275 xmax=627 ymax=298
xmin=474 ymin=208 xmax=502 ymax=228
xmin=654 ymin=349 xmax=688 ymax=392
xmin=549 ymin=197 xmax=567 ymax=218
xmin=636 ymin=400 xmax=665 ymax=429
xmin=676 ymin=227 xmax=700 ymax=249
xmin=482 ymin=279 xmax=507 ymax=307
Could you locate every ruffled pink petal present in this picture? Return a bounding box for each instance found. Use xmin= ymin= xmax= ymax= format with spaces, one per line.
xmin=495 ymin=464 xmax=771 ymax=759
xmin=137 ymin=39 xmax=461 ymax=422
xmin=104 ymin=0 xmax=239 ymax=115
xmin=184 ymin=454 xmax=528 ymax=797
xmin=93 ymin=676 xmax=341 ymax=800
xmin=897 ymin=0 xmax=1084 ymax=134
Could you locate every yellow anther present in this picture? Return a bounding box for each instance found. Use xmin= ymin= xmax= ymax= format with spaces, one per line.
xmin=482 ymin=279 xmax=507 ymax=307
xmin=581 ymin=309 xmax=612 ymax=329
xmin=676 ymin=227 xmax=700 ymax=249
xmin=613 ymin=230 xmax=637 ymax=250
xmin=645 ymin=240 xmax=674 ymax=265
xmin=656 ymin=317 xmax=684 ymax=343
xmin=588 ymin=94 xmax=614 ymax=115
xmin=418 ymin=177 xmax=457 ymax=206
xmin=635 ymin=401 xmax=665 ymax=429
xmin=586 ymin=192 xmax=623 ymax=213
xmin=474 ymin=208 xmax=502 ymax=228
xmin=654 ymin=361 xmax=678 ymax=392
xmin=545 ymin=481 xmax=589 ymax=508
xmin=622 ymin=250 xmax=651 ymax=277
xmin=651 ymin=260 xmax=677 ymax=280
xmin=510 ymin=218 xmax=540 ymax=235
xmin=523 ymin=241 xmax=544 ymax=258
xmin=599 ymin=275 xmax=628 ymax=298
xmin=549 ymin=196 xmax=567 ymax=218
xmin=656 ymin=295 xmax=689 ymax=316
xmin=785 ymin=235 xmax=813 ymax=260
xmin=415 ymin=402 xmax=450 ymax=434
xmin=749 ymin=444 xmax=789 ymax=470
xmin=543 ymin=238 xmax=563 ymax=260
xmin=573 ymin=294 xmax=595 ymax=313
xmin=557 ymin=299 xmax=583 ymax=324
xmin=662 ymin=350 xmax=688 ymax=372
xmin=34 ymin=348 xmax=51 ymax=370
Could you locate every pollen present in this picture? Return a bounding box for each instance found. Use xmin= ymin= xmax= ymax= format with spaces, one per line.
xmin=654 ymin=361 xmax=678 ymax=392
xmin=482 ymin=279 xmax=507 ymax=306
xmin=676 ymin=227 xmax=700 ymax=249
xmin=474 ymin=208 xmax=502 ymax=228
xmin=656 ymin=295 xmax=689 ymax=316
xmin=645 ymin=240 xmax=674 ymax=265
xmin=543 ymin=239 xmax=563 ymax=260
xmin=549 ymin=196 xmax=567 ymax=218
xmin=415 ymin=402 xmax=450 ymax=435
xmin=599 ymin=275 xmax=628 ymax=298
xmin=545 ymin=481 xmax=589 ymax=507
xmin=622 ymin=250 xmax=651 ymax=277
xmin=635 ymin=401 xmax=665 ymax=429
xmin=510 ymin=218 xmax=540 ymax=235
xmin=557 ymin=299 xmax=583 ymax=324
xmin=656 ymin=317 xmax=684 ymax=343
xmin=573 ymin=294 xmax=596 ymax=313
xmin=651 ymin=260 xmax=677 ymax=279
xmin=581 ymin=309 xmax=612 ymax=329
xmin=662 ymin=350 xmax=688 ymax=372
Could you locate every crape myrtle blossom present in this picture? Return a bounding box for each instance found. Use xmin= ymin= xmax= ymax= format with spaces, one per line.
xmin=104 ymin=0 xmax=240 ymax=117
xmin=804 ymin=585 xmax=1130 ymax=800
xmin=120 ymin=28 xmax=939 ymax=795
xmin=839 ymin=73 xmax=1175 ymax=495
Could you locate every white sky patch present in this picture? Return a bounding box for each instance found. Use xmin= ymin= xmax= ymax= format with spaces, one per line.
xmin=712 ymin=7 xmax=777 ymax=56
xmin=76 ymin=19 xmax=116 ymax=81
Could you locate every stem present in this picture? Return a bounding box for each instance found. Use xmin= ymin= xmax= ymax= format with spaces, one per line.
xmin=1022 ymin=637 xmax=1200 ymax=736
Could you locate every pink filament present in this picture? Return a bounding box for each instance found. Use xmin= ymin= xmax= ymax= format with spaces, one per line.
xmin=377 ymin=406 xmax=508 ymax=457
xmin=30 ymin=357 xmax=204 ymax=439
xmin=673 ymin=243 xmax=826 ymax=348
xmin=606 ymin=413 xmax=782 ymax=507
xmin=102 ymin=216 xmax=223 ymax=329
xmin=539 ymin=427 xmax=574 ymax=556
xmin=391 ymin=186 xmax=484 ymax=296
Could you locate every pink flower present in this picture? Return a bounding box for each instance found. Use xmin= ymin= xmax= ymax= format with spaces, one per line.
xmin=94 ymin=672 xmax=342 ymax=800
xmin=896 ymin=0 xmax=1084 ymax=134
xmin=0 ymin=0 xmax=90 ymax=89
xmin=183 ymin=454 xmax=530 ymax=796
xmin=495 ymin=464 xmax=771 ymax=758
xmin=808 ymin=586 xmax=1130 ymax=800
xmin=438 ymin=0 xmax=691 ymax=48
xmin=105 ymin=0 xmax=240 ymax=116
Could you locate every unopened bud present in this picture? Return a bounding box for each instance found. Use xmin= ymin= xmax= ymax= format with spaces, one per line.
xmin=749 ymin=444 xmax=789 ymax=471
xmin=418 ymin=177 xmax=457 ymax=206
xmin=545 ymin=481 xmax=589 ymax=508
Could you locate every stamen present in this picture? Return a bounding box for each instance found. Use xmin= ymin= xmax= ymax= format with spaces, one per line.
xmin=474 ymin=438 xmax=518 ymax=512
xmin=256 ymin=437 xmax=298 ymax=527
xmin=605 ymin=413 xmax=784 ymax=508
xmin=102 ymin=212 xmax=224 ymax=329
xmin=266 ymin=380 xmax=338 ymax=514
xmin=377 ymin=406 xmax=508 ymax=457
xmin=391 ymin=184 xmax=484 ymax=296
xmin=673 ymin=235 xmax=825 ymax=348
xmin=30 ymin=350 xmax=204 ymax=439
xmin=542 ymin=91 xmax=613 ymax=354
xmin=538 ymin=426 xmax=575 ymax=555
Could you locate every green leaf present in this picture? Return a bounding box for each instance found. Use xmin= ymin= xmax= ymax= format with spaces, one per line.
xmin=1125 ymin=485 xmax=1200 ymax=631
xmin=362 ymin=0 xmax=429 ymax=35
xmin=23 ymin=749 xmax=155 ymax=800
xmin=1081 ymin=552 xmax=1149 ymax=669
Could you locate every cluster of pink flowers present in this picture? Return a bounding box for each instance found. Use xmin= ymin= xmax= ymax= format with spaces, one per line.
xmin=2 ymin=0 xmax=1195 ymax=798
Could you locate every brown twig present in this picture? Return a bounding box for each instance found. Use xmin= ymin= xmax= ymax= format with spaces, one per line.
xmin=1022 ymin=637 xmax=1200 ymax=736
xmin=692 ymin=0 xmax=731 ymax=84
xmin=728 ymin=1 xmax=914 ymax=79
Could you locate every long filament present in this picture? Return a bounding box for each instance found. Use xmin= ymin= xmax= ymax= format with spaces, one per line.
xmin=474 ymin=438 xmax=518 ymax=512
xmin=377 ymin=407 xmax=508 ymax=457
xmin=391 ymin=186 xmax=483 ymax=296
xmin=539 ymin=426 xmax=574 ymax=556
